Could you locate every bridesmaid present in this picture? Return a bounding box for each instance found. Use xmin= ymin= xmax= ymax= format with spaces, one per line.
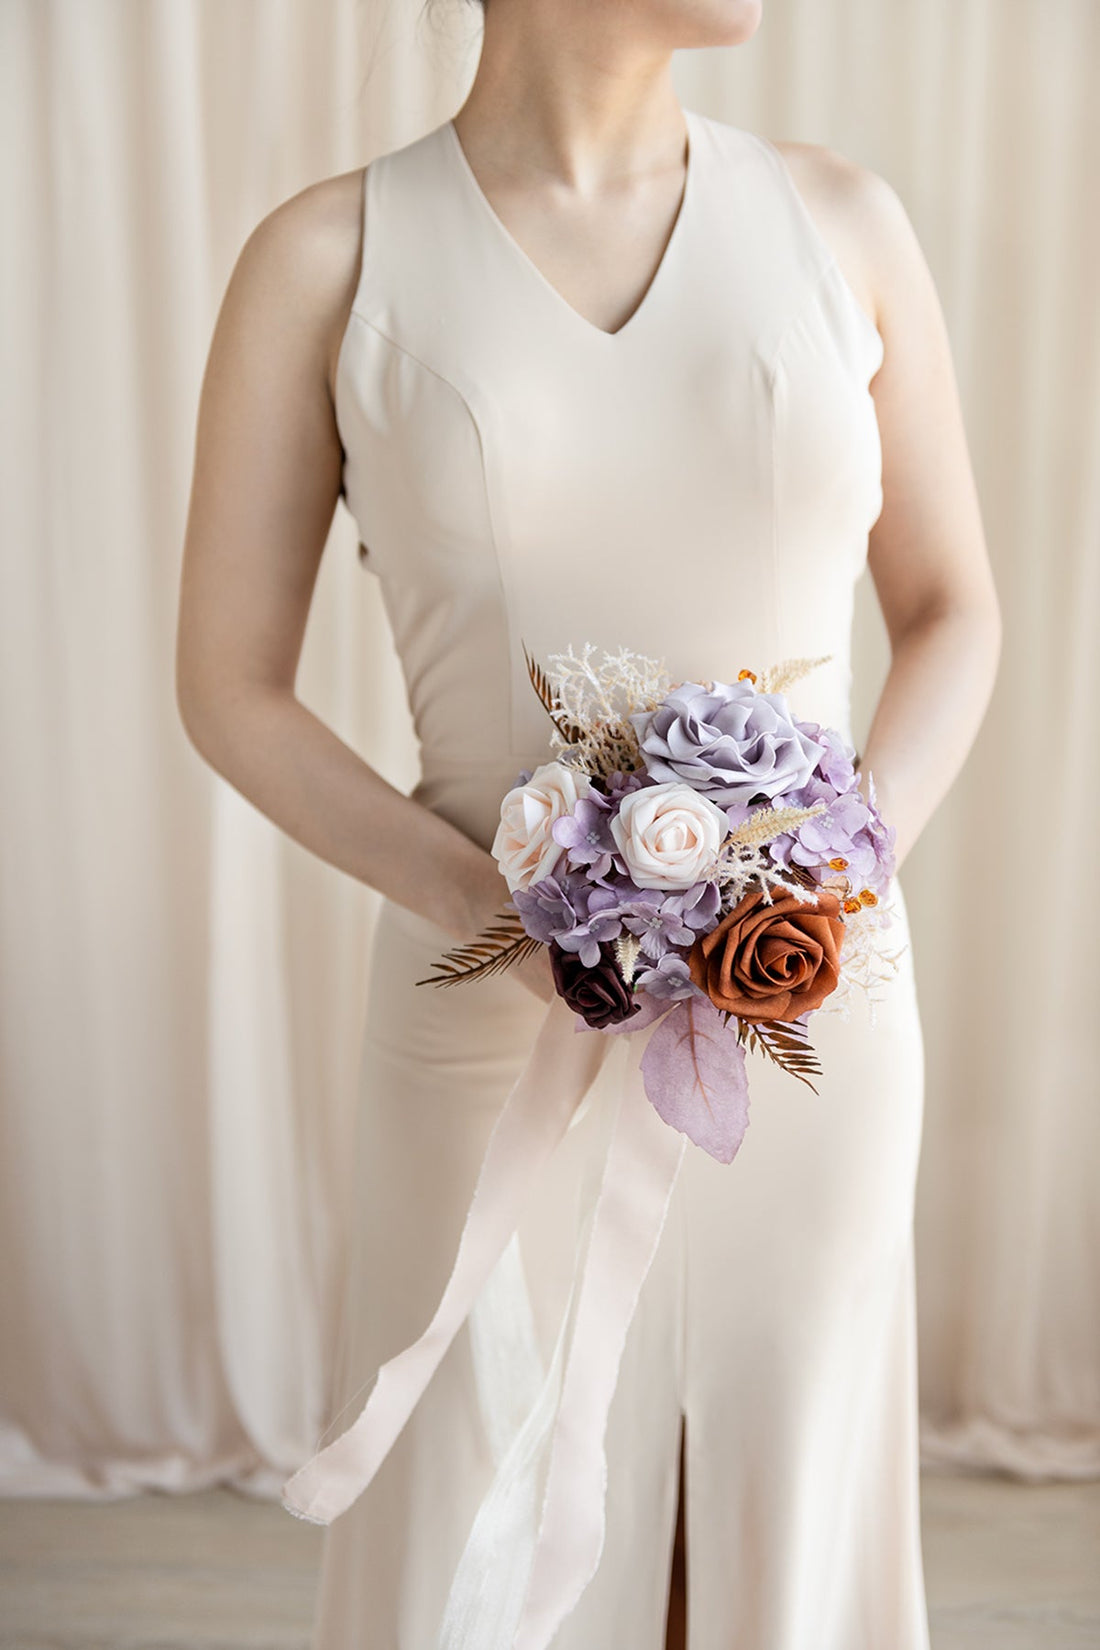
xmin=176 ymin=2 xmax=1002 ymax=1646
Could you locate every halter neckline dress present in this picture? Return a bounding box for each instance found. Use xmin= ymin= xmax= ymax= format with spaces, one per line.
xmin=285 ymin=106 xmax=931 ymax=1650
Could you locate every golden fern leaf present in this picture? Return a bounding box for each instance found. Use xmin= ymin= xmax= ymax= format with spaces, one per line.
xmin=415 ymin=905 xmax=543 ymax=987
xmin=522 ymin=640 xmax=585 ymax=744
xmin=755 ymin=655 xmax=833 ymax=696
xmin=735 ymin=1016 xmax=823 ymax=1092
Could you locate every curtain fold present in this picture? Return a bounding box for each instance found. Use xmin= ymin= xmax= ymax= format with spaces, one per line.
xmin=1 ymin=0 xmax=1096 ymax=1497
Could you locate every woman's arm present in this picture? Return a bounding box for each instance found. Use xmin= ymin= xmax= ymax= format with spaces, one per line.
xmin=175 ymin=171 xmax=553 ymax=994
xmin=831 ymin=157 xmax=1002 ymax=869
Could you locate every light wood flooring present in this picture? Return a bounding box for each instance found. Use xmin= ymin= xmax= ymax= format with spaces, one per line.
xmin=0 ymin=1471 xmax=1097 ymax=1648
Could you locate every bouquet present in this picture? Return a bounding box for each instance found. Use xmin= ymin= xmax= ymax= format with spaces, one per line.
xmin=419 ymin=644 xmax=904 ymax=1164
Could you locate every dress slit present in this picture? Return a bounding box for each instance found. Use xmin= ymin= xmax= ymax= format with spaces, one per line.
xmin=665 ymin=1411 xmax=688 ymax=1650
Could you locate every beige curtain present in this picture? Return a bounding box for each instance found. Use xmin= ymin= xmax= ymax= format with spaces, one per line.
xmin=1 ymin=0 xmax=1096 ymax=1499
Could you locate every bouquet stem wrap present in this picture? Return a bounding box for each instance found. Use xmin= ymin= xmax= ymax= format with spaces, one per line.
xmin=281 ymin=993 xmax=687 ymax=1650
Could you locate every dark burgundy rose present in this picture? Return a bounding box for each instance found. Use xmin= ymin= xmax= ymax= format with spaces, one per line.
xmin=548 ymin=940 xmax=642 ymax=1030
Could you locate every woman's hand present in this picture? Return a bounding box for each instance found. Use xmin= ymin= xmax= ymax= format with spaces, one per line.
xmin=509 ymin=940 xmax=557 ymax=1005
xmin=454 ymin=854 xmax=558 ymax=1005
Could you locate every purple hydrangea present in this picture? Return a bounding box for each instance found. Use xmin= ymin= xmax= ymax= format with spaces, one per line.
xmin=630 ymin=679 xmax=827 ymax=806
xmin=510 ymin=869 xmax=595 ymax=949
xmin=603 ymin=768 xmax=651 ymax=800
xmin=511 ymin=871 xmax=630 ymax=968
xmin=766 ymin=724 xmax=897 ymax=896
xmin=550 ymin=792 xmax=623 ymax=880
xmin=512 ymin=857 xmax=726 ymax=971
xmin=632 ymin=951 xmax=704 ymax=1002
xmin=517 ymin=767 xmax=652 ymax=883
xmin=804 ymin=722 xmax=860 ymax=792
xmin=615 ymin=879 xmax=722 ymax=961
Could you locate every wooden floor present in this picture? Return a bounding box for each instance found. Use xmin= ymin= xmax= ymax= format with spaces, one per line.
xmin=0 ymin=1472 xmax=1098 ymax=1648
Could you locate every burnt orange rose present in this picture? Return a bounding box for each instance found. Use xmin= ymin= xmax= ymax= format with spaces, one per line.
xmin=688 ymin=886 xmax=845 ymax=1023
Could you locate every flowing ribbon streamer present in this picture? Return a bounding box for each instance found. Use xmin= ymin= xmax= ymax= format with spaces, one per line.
xmin=514 ymin=1030 xmax=687 ymax=1649
xmin=437 ymin=1215 xmax=591 ymax=1649
xmin=466 ymin=1228 xmax=547 ymax=1478
xmin=282 ymin=995 xmax=688 ymax=1650
xmin=281 ymin=993 xmax=609 ymax=1524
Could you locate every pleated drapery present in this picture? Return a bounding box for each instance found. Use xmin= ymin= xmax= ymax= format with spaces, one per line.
xmin=1 ymin=0 xmax=1097 ymax=1497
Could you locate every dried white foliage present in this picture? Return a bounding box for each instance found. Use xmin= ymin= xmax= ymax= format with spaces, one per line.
xmin=708 ymin=840 xmax=823 ymax=912
xmin=545 ymin=643 xmax=671 ymax=728
xmin=552 ymin=718 xmax=644 ymax=779
xmin=545 ymin=643 xmax=672 ymax=777
xmin=816 ymin=898 xmax=905 ymax=1026
xmin=613 ymin=932 xmax=643 ymax=983
xmin=726 ymin=799 xmax=829 ymax=850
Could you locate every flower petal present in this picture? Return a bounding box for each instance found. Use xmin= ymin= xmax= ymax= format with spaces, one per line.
xmin=639 ymin=997 xmax=750 ymax=1164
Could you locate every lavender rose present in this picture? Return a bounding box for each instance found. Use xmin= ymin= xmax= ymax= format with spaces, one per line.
xmin=549 ymin=940 xmax=641 ymax=1029
xmin=630 ymin=679 xmax=827 ymax=806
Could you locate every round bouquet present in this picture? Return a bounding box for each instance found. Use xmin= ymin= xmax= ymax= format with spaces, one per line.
xmin=421 ymin=644 xmax=903 ymax=1164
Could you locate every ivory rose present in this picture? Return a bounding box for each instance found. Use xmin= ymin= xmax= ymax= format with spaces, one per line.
xmin=688 ymin=886 xmax=845 ymax=1022
xmin=492 ymin=762 xmax=594 ymax=893
xmin=609 ymin=782 xmax=727 ymax=891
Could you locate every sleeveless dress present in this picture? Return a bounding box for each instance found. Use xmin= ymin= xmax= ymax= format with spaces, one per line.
xmin=295 ymin=107 xmax=931 ymax=1650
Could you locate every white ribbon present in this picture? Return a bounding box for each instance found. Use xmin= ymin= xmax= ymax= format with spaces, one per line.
xmin=438 ymin=1227 xmax=586 ymax=1649
xmin=282 ymin=996 xmax=687 ymax=1650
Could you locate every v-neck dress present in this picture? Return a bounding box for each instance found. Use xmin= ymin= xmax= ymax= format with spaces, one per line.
xmin=293 ymin=107 xmax=931 ymax=1650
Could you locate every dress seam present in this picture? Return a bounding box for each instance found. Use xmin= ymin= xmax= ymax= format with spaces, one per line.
xmin=760 ymin=261 xmax=883 ymax=388
xmin=739 ymin=127 xmax=884 ymax=377
xmin=768 ymin=351 xmax=785 ymax=662
xmin=339 ymin=308 xmax=517 ymax=759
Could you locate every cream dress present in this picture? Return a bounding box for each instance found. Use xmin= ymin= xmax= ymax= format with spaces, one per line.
xmin=293 ymin=107 xmax=931 ymax=1650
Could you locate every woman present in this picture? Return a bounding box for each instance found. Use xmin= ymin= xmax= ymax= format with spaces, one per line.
xmin=176 ymin=1 xmax=1001 ymax=1645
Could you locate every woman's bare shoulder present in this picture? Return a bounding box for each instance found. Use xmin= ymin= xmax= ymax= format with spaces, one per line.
xmin=216 ymin=166 xmax=367 ymax=402
xmin=769 ymin=137 xmax=925 ymax=333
